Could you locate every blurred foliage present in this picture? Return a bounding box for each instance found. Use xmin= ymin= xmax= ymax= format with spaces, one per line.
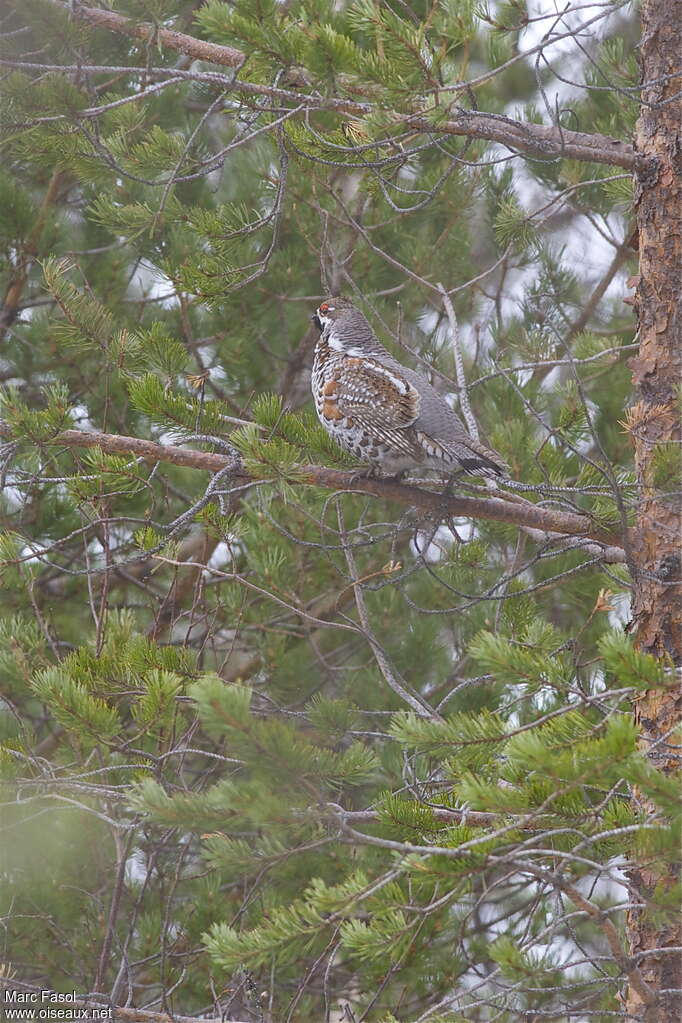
xmin=0 ymin=0 xmax=670 ymax=1020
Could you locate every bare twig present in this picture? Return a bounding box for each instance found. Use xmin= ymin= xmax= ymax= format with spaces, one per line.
xmin=562 ymin=884 xmax=657 ymax=1007
xmin=0 ymin=169 xmax=64 ymax=337
xmin=437 ymin=284 xmax=480 ymax=443
xmin=337 ymin=502 xmax=438 ymax=719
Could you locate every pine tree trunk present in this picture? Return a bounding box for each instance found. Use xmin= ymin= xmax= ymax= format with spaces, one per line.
xmin=627 ymin=0 xmax=682 ymax=1017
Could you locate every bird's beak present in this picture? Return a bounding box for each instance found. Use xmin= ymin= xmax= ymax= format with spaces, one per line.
xmin=311 ymin=313 xmax=322 ymax=332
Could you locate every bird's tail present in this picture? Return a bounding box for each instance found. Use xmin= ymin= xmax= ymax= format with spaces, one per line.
xmin=417 ymin=430 xmax=509 ymax=479
xmin=457 ymin=449 xmax=509 ymax=478
xmin=445 ymin=434 xmax=509 ymax=478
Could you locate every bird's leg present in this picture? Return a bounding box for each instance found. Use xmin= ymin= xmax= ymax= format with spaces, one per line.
xmin=355 ymin=467 xmax=411 ymax=484
xmin=439 ymin=471 xmax=467 ymax=529
xmin=442 ymin=469 xmax=465 ymax=497
xmin=385 ymin=468 xmax=409 ymax=483
xmin=348 ymin=464 xmax=381 ymax=485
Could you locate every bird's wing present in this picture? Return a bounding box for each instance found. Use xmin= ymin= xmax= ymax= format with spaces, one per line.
xmin=323 ymin=356 xmax=420 ymax=430
xmin=399 ymin=365 xmax=509 ymax=477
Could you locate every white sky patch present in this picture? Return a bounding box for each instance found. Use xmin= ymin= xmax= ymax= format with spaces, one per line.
xmin=69 ymin=403 xmax=96 ymax=431
xmin=410 ymin=520 xmax=475 ymax=563
xmin=590 ymin=667 xmax=607 ymax=694
xmin=19 ymin=543 xmax=43 ymax=566
xmin=158 ymin=429 xmax=184 ymax=445
xmin=2 ymin=485 xmax=24 ymax=511
xmin=519 ymin=0 xmax=625 ymax=96
xmin=607 ymin=590 xmax=631 ymax=628
xmin=207 ymin=539 xmax=241 ymax=571
xmin=125 ymin=848 xmax=149 ymax=885
xmin=86 ymin=537 xmax=105 ymax=559
xmin=513 ymin=159 xmax=627 ymax=285
xmin=209 ymin=362 xmax=228 ymax=382
xmin=127 ymin=261 xmax=179 ymax=309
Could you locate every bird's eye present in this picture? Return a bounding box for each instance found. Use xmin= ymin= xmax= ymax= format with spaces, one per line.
xmin=319 ymin=303 xmax=330 ymax=313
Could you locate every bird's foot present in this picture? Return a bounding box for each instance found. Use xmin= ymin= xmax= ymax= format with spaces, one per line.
xmin=348 ymin=465 xmax=381 ymax=485
xmin=384 ymin=468 xmax=409 ymax=483
xmin=442 ymin=470 xmax=465 ymax=497
xmin=348 ymin=466 xmax=411 ymax=486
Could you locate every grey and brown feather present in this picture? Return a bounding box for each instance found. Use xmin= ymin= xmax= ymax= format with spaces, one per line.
xmin=311 ymin=297 xmax=508 ymax=478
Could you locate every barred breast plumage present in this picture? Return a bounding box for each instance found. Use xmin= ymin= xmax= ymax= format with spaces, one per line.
xmin=310 ymin=296 xmax=508 ymax=479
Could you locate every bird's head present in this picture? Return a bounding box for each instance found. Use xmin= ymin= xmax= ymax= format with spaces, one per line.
xmin=311 ymin=296 xmax=385 ymax=356
xmin=311 ymin=296 xmax=356 ymax=333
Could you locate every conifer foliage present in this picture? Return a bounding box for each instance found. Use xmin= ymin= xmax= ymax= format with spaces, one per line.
xmin=0 ymin=0 xmax=679 ymax=1020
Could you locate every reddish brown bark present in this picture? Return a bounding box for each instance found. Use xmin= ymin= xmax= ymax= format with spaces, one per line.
xmin=627 ymin=0 xmax=682 ymax=1017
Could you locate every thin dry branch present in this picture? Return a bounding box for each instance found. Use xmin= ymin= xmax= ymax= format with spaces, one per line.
xmin=0 ymin=169 xmax=65 ymax=337
xmin=563 ymin=883 xmax=656 ymax=1007
xmin=50 ymin=1 xmax=640 ymax=171
xmin=25 ymin=427 xmax=626 ymax=552
xmin=54 ymin=427 xmax=233 ymax=471
xmin=337 ymin=501 xmax=438 ymax=718
xmin=333 ymin=806 xmax=548 ymax=831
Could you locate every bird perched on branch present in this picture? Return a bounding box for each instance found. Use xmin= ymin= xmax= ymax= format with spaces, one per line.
xmin=311 ymin=296 xmax=508 ymax=480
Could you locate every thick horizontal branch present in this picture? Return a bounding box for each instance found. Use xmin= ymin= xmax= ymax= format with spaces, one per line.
xmin=57 ymin=2 xmax=638 ymax=171
xmin=55 ymin=427 xmax=233 ymax=472
xmin=66 ymin=2 xmax=246 ymax=70
xmin=306 ymin=466 xmax=625 ymax=551
xmin=408 ymin=112 xmax=636 ymax=170
xmin=41 ymin=428 xmax=625 ymax=552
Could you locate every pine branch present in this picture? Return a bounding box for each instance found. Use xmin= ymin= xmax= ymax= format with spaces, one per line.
xmin=48 ymin=1 xmax=639 ymax=171
xmin=54 ymin=427 xmax=233 ymax=472
xmin=409 ymin=110 xmax=638 ymax=170
xmin=305 ymin=467 xmax=625 ymax=552
xmin=17 ymin=426 xmax=626 ymax=552
xmin=66 ymin=1 xmax=246 ymax=70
